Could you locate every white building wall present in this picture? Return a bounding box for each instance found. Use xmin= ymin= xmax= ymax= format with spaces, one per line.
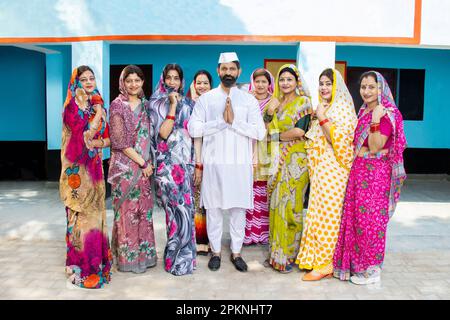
xmin=297 ymin=42 xmax=336 ymax=107
xmin=421 ymin=0 xmax=450 ymax=46
xmin=0 ymin=0 xmax=427 ymax=44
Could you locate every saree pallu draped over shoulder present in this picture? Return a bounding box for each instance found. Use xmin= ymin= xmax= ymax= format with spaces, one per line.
xmin=267 ymin=64 xmax=313 ymax=271
xmin=333 ymin=71 xmax=406 ymax=280
xmin=296 ymin=69 xmax=357 ymax=275
xmin=108 ymin=82 xmax=157 ymax=273
xmin=148 ymin=73 xmax=197 ymax=276
xmin=244 ymin=68 xmax=275 ymax=245
xmin=60 ymin=68 xmax=112 ymax=289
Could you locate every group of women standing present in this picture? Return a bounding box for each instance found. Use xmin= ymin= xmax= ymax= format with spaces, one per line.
xmin=60 ymin=60 xmax=406 ymax=289
xmin=60 ymin=63 xmax=214 ymax=288
xmin=259 ymin=64 xmax=406 ymax=285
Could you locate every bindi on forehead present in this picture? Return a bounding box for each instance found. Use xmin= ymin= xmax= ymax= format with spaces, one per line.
xmin=166 ymin=70 xmax=180 ymax=77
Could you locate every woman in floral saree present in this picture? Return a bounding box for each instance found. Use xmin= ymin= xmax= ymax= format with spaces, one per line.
xmin=148 ymin=64 xmax=196 ymax=276
xmin=264 ymin=64 xmax=312 ymax=273
xmin=296 ymin=68 xmax=357 ymax=281
xmin=60 ymin=65 xmax=112 ymax=288
xmin=109 ymin=65 xmax=157 ymax=273
xmin=333 ymin=71 xmax=406 ymax=285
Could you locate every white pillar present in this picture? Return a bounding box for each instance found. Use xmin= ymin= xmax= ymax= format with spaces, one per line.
xmin=71 ymin=41 xmax=110 ymax=159
xmin=297 ymin=42 xmax=336 ymax=107
xmin=46 ymin=52 xmax=64 ymax=150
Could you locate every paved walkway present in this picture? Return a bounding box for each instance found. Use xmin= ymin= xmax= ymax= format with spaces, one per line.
xmin=1 ymin=175 xmax=450 ymax=300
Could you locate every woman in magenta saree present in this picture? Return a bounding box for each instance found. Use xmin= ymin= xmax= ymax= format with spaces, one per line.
xmin=60 ymin=66 xmax=112 ymax=289
xmin=333 ymin=71 xmax=407 ymax=285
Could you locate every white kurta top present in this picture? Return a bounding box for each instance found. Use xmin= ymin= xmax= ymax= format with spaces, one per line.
xmin=188 ymin=86 xmax=266 ymax=210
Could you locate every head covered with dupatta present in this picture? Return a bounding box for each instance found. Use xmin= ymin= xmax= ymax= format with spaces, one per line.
xmin=272 ymin=64 xmax=311 ymax=100
xmin=357 ymin=71 xmax=407 ymax=216
xmin=64 ymin=66 xmax=105 ymax=113
xmin=117 ymin=65 xmax=146 ymax=103
xmin=248 ymin=68 xmax=275 ymax=111
xmin=148 ymin=63 xmax=194 ymax=133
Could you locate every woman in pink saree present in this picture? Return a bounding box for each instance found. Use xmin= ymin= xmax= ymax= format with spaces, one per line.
xmin=61 ymin=65 xmax=112 ymax=289
xmin=333 ymin=71 xmax=407 ymax=285
xmin=109 ymin=65 xmax=156 ymax=273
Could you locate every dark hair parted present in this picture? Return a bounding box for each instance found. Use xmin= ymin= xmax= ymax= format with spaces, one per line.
xmin=218 ymin=60 xmax=241 ymax=70
xmin=194 ymin=69 xmax=213 ymax=87
xmin=122 ymin=65 xmax=145 ymax=82
xmin=278 ymin=67 xmax=298 ymax=82
xmin=77 ymin=65 xmax=94 ymax=77
xmin=253 ymin=68 xmax=272 ymax=85
xmin=359 ymin=71 xmax=378 ymax=85
xmin=319 ymin=68 xmax=334 ymax=83
xmin=163 ymin=63 xmax=184 ymax=82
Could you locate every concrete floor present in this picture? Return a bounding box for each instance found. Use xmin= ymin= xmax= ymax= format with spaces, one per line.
xmin=0 ymin=175 xmax=450 ymax=300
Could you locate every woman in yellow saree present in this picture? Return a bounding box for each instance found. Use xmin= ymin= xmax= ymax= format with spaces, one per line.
xmin=296 ymin=68 xmax=357 ymax=281
xmin=264 ymin=64 xmax=312 ymax=273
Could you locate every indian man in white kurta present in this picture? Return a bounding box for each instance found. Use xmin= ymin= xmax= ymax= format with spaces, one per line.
xmin=188 ymin=52 xmax=266 ymax=272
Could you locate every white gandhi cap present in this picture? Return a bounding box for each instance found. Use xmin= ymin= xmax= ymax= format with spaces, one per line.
xmin=218 ymin=52 xmax=239 ymax=64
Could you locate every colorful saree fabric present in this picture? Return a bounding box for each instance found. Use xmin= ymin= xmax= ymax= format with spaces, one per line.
xmin=193 ymin=184 xmax=209 ymax=252
xmin=244 ymin=69 xmax=275 ymax=245
xmin=108 ymin=69 xmax=156 ymax=273
xmin=148 ymin=70 xmax=197 ymax=276
xmin=60 ymin=68 xmax=112 ymax=288
xmin=190 ymin=87 xmax=209 ymax=254
xmin=333 ymin=71 xmax=407 ymax=280
xmin=267 ymin=64 xmax=312 ymax=271
xmin=296 ymin=69 xmax=357 ymax=275
xmin=192 ymin=94 xmax=209 ymax=254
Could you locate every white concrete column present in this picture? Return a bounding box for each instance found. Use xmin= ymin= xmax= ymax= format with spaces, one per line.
xmin=46 ymin=53 xmax=64 ymax=150
xmin=297 ymin=42 xmax=336 ymax=107
xmin=71 ymin=41 xmax=110 ymax=159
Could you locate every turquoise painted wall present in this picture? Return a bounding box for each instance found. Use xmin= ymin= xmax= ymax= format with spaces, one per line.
xmin=46 ymin=45 xmax=72 ymax=101
xmin=44 ymin=45 xmax=72 ymax=150
xmin=2 ymin=43 xmax=448 ymax=151
xmin=110 ymin=44 xmax=297 ymax=91
xmin=336 ymin=46 xmax=450 ymax=149
xmin=0 ymin=46 xmax=46 ymax=141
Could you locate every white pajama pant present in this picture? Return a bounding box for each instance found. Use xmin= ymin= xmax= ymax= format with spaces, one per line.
xmin=206 ymin=208 xmax=246 ymax=254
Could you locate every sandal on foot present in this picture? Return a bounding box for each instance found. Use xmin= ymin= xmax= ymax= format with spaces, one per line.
xmin=279 ymin=265 xmax=293 ymax=274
